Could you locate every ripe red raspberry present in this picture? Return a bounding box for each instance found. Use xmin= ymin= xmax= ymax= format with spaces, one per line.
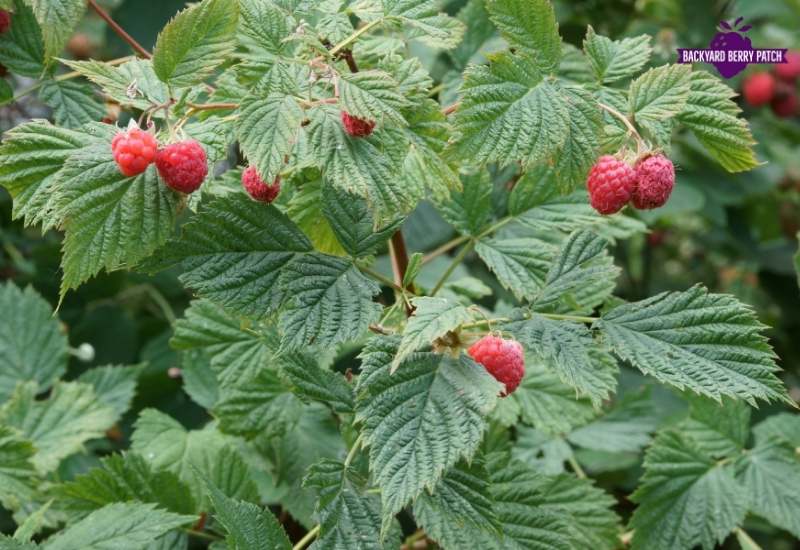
xmin=742 ymin=72 xmax=775 ymax=106
xmin=341 ymin=112 xmax=375 ymax=137
xmin=775 ymin=51 xmax=800 ymax=82
xmin=586 ymin=155 xmax=636 ymax=215
xmin=111 ymin=128 xmax=158 ymax=177
xmin=242 ymin=166 xmax=281 ymax=203
xmin=632 ymin=154 xmax=675 ymax=210
xmin=0 ymin=10 xmax=11 ymax=34
xmin=771 ymin=81 xmax=798 ymax=118
xmin=155 ymin=140 xmax=208 ymax=193
xmin=467 ymin=335 xmax=525 ymax=397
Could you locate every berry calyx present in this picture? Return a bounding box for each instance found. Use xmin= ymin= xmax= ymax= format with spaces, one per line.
xmin=0 ymin=10 xmax=11 ymax=34
xmin=242 ymin=166 xmax=281 ymax=203
xmin=586 ymin=155 xmax=636 ymax=215
xmin=111 ymin=127 xmax=158 ymax=177
xmin=742 ymin=72 xmax=775 ymax=106
xmin=771 ymin=81 xmax=798 ymax=118
xmin=341 ymin=111 xmax=376 ymax=137
xmin=775 ymin=50 xmax=800 ymax=82
xmin=155 ymin=140 xmax=208 ymax=194
xmin=632 ymin=154 xmax=675 ymax=210
xmin=467 ymin=335 xmax=525 ymax=397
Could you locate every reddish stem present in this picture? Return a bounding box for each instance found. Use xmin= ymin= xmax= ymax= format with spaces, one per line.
xmin=390 ymin=231 xmax=415 ymax=315
xmin=88 ymin=0 xmax=152 ymax=59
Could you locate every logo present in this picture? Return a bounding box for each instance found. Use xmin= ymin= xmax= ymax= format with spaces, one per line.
xmin=677 ymin=17 xmax=787 ymax=78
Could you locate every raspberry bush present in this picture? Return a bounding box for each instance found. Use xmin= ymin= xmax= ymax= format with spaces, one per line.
xmin=0 ymin=1 xmax=799 ymax=549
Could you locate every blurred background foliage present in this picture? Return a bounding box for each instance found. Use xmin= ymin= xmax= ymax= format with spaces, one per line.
xmin=1 ymin=0 xmax=799 ymax=547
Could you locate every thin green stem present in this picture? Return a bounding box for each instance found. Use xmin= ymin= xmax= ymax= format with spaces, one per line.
xmin=597 ymin=101 xmax=645 ymax=152
xmin=567 ymin=456 xmax=587 ymax=479
xmin=476 ymin=216 xmax=513 ymax=239
xmin=733 ymin=527 xmax=763 ymax=550
xmin=360 ymin=266 xmax=415 ymax=296
xmin=329 ymin=19 xmax=382 ymax=56
xmin=540 ymin=312 xmax=597 ymax=324
xmin=402 ymin=529 xmax=426 ymax=548
xmin=344 ymin=434 xmax=364 ymax=468
xmin=184 ymin=529 xmax=220 ymax=542
xmin=430 ymin=240 xmax=474 ymax=296
xmin=422 ymin=234 xmax=469 ymax=264
xmin=461 ymin=317 xmax=511 ymax=330
xmin=293 ymin=525 xmax=321 ymax=550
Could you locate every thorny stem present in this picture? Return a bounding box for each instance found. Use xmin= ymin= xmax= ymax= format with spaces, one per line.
xmin=430 ymin=240 xmax=475 ymax=296
xmin=390 ymin=231 xmax=415 ymax=315
xmin=88 ymin=0 xmax=152 ymax=59
xmin=329 ymin=19 xmax=383 ymax=56
xmin=292 ymin=525 xmax=321 ymax=550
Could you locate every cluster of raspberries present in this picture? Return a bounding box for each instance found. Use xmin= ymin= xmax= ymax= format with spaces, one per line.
xmin=113 ymin=110 xmax=377 ymax=201
xmin=586 ymin=154 xmax=675 ymax=215
xmin=741 ymin=50 xmax=800 ymax=118
xmin=111 ymin=127 xmax=209 ymax=194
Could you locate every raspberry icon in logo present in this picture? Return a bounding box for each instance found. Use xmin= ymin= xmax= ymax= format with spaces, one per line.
xmin=709 ymin=17 xmax=753 ymax=78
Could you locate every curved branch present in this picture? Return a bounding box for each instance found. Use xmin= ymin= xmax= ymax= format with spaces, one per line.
xmin=88 ymin=0 xmax=152 ymax=59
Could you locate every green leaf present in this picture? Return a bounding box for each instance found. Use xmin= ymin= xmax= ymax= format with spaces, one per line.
xmin=677 ymin=71 xmax=759 ymax=172
xmin=339 ymin=70 xmax=408 ymax=126
xmin=55 ymin=453 xmax=196 ymax=516
xmin=153 ymin=0 xmax=238 ymax=88
xmin=0 ymin=0 xmax=44 ymax=76
xmin=131 ymin=409 xmax=257 ymax=506
xmin=449 ymin=51 xmax=570 ymax=167
xmin=383 ymin=0 xmax=466 ymax=49
xmin=511 ymin=360 xmax=595 ymax=434
xmin=171 ymin=299 xmax=274 ymax=387
xmin=56 ymin=131 xmax=180 ymax=297
xmin=304 ymin=459 xmax=394 ymax=549
xmin=582 ymin=26 xmax=652 ymax=83
xmin=486 ymin=0 xmax=561 ymax=72
xmin=60 ymin=59 xmax=169 ymax=111
xmin=413 ymin=459 xmax=501 ymax=549
xmin=680 ymin=395 xmax=750 ymax=458
xmin=477 ymin=458 xmax=573 ymax=549
xmin=0 ymin=120 xmax=84 ymax=230
xmin=392 ymin=297 xmax=473 ymax=371
xmin=552 ymin=85 xmax=602 ymax=191
xmin=505 ymin=315 xmax=617 ymax=406
xmin=0 ymin=382 xmax=116 ymax=473
xmin=401 ymin=100 xmax=460 ymax=202
xmin=435 ymin=170 xmax=492 ymax=236
xmin=27 ymin=0 xmax=85 ymax=60
xmin=533 ymin=230 xmax=619 ymax=313
xmin=213 ymin=367 xmax=301 ymax=438
xmin=77 ymin=365 xmax=141 ymax=422
xmin=237 ymin=92 xmax=303 ymax=184
xmin=0 ymin=425 xmax=37 ymax=513
xmin=628 ymin=64 xmax=692 ymax=135
xmin=0 ymin=535 xmax=37 ymax=550
xmin=596 ymin=285 xmax=789 ymax=405
xmin=523 ymin=470 xmax=621 ymax=550
xmin=144 ymin=195 xmax=312 ymax=319
xmin=43 ymin=502 xmax=194 ymax=550
xmin=735 ymin=437 xmax=800 ymax=538
xmin=307 ymin=106 xmax=412 ymax=225
xmin=180 ymin=350 xmax=218 ymax=409
xmin=630 ymin=430 xmax=747 ymax=550
xmin=38 ymin=79 xmax=105 ymax=129
xmin=13 ymin=500 xmax=51 ymax=542
xmin=278 ymin=253 xmax=381 ymax=350
xmin=321 ymin=185 xmax=403 ymax=258
xmin=567 ymin=388 xmax=658 ymax=453
xmin=0 ymin=282 xmax=68 ymax=401
xmin=206 ymin=480 xmax=291 ymax=550
xmin=356 ymin=337 xmax=501 ymax=525
xmin=238 ymin=0 xmax=294 ymax=64
xmin=752 ymin=412 xmax=800 ymax=448
xmin=282 ymin=352 xmax=355 ymax=414
xmin=475 ymin=237 xmax=555 ymax=301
